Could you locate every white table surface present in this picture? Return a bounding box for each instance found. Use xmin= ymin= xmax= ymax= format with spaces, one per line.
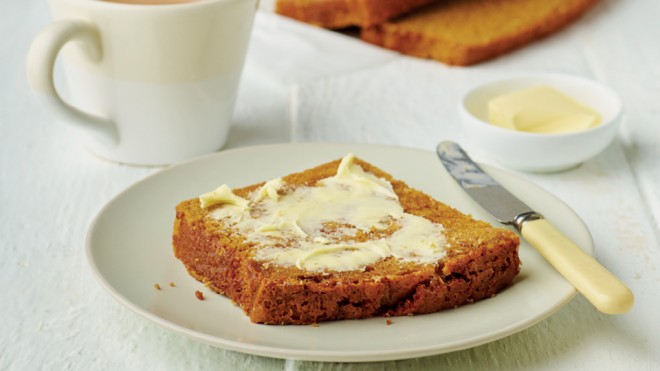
xmin=2 ymin=0 xmax=659 ymax=370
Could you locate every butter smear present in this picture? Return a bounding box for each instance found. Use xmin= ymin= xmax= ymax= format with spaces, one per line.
xmin=488 ymin=86 xmax=601 ymax=134
xmin=198 ymin=154 xmax=447 ymax=272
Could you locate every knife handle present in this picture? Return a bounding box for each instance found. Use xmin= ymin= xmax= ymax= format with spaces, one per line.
xmin=521 ymin=218 xmax=634 ymax=314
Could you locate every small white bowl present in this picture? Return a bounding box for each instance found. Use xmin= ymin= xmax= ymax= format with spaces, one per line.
xmin=459 ymin=73 xmax=622 ymax=172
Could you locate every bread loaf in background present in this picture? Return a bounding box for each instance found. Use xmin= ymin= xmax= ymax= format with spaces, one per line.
xmin=276 ymin=0 xmax=600 ymax=66
xmin=276 ymin=0 xmax=438 ymax=29
xmin=362 ymin=0 xmax=600 ymax=66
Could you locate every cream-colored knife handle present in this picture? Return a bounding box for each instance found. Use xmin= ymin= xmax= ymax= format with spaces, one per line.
xmin=521 ymin=218 xmax=634 ymax=314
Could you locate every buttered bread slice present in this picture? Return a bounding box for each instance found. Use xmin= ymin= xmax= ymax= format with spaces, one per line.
xmin=173 ymin=154 xmax=520 ymax=325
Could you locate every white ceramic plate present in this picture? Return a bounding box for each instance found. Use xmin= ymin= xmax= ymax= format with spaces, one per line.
xmin=87 ymin=143 xmax=592 ymax=362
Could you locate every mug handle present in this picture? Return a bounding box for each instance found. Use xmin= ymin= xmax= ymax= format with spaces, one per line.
xmin=27 ymin=20 xmax=118 ymax=147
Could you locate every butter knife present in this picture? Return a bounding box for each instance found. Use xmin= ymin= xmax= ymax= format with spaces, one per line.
xmin=436 ymin=141 xmax=634 ymax=314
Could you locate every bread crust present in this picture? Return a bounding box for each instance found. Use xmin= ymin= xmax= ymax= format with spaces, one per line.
xmin=361 ymin=0 xmax=600 ymax=66
xmin=173 ymin=158 xmax=520 ymax=325
xmin=276 ymin=0 xmax=438 ymax=29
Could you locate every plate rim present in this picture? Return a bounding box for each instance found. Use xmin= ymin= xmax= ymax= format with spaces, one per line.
xmin=85 ymin=142 xmax=589 ymax=362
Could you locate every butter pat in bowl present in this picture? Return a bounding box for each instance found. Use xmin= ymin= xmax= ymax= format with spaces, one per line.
xmin=460 ymin=74 xmax=622 ymax=172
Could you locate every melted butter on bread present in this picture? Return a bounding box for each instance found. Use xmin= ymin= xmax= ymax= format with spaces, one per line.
xmin=200 ymin=154 xmax=447 ymax=272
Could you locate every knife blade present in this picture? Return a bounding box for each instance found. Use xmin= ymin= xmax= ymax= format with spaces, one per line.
xmin=436 ymin=141 xmax=634 ymax=314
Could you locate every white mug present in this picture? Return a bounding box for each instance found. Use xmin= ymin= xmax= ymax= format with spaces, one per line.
xmin=27 ymin=0 xmax=257 ymax=165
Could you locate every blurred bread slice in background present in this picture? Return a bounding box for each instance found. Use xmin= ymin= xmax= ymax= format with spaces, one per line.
xmin=276 ymin=0 xmax=600 ymax=66
xmin=276 ymin=0 xmax=438 ymax=29
xmin=361 ymin=0 xmax=601 ymax=66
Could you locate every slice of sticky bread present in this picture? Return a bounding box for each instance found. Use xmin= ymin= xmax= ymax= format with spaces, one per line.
xmin=173 ymin=155 xmax=520 ymax=325
xmin=275 ymin=0 xmax=438 ymax=29
xmin=361 ymin=0 xmax=600 ymax=66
